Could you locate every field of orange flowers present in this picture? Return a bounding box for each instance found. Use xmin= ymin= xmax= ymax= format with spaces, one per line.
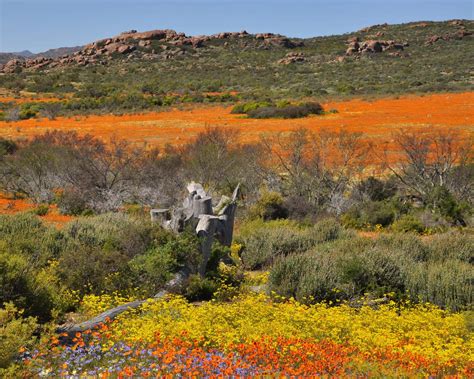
xmin=1 ymin=92 xmax=472 ymax=153
xmin=0 ymin=193 xmax=72 ymax=225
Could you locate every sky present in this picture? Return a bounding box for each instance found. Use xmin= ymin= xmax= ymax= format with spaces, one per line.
xmin=0 ymin=0 xmax=472 ymax=53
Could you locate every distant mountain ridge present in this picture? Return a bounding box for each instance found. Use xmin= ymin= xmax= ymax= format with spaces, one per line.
xmin=0 ymin=46 xmax=82 ymax=65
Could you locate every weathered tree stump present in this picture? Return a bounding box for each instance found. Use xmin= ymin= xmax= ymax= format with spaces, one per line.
xmin=57 ymin=183 xmax=239 ymax=341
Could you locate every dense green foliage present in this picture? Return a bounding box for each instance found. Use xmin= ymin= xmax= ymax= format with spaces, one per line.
xmin=237 ymin=219 xmax=353 ymax=269
xmin=0 ymin=212 xmax=203 ymax=322
xmin=268 ymin=231 xmax=473 ymax=310
xmin=0 ymin=303 xmax=37 ymax=369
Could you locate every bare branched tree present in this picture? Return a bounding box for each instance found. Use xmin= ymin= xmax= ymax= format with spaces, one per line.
xmin=180 ymin=127 xmax=265 ymax=197
xmin=385 ymin=129 xmax=473 ymax=204
xmin=260 ymin=128 xmax=370 ymax=216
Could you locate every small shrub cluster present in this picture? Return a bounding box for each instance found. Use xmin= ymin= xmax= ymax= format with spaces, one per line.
xmin=232 ymin=101 xmax=324 ymax=119
xmin=0 ymin=303 xmax=37 ymax=369
xmin=0 ymin=212 xmax=204 ymax=322
xmin=269 ymin=230 xmax=473 ymax=310
xmin=237 ymin=218 xmax=351 ymax=269
xmin=230 ymin=101 xmax=273 ymax=114
xmin=247 ymin=191 xmax=288 ymax=221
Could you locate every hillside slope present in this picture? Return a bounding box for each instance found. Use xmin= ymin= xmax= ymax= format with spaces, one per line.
xmin=0 ymin=20 xmax=472 ymax=106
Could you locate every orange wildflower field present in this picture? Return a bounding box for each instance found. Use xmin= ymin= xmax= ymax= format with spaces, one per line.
xmin=0 ymin=193 xmax=72 ymax=225
xmin=0 ymin=92 xmax=472 ymax=152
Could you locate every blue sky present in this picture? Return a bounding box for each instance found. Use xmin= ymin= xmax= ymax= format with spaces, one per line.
xmin=0 ymin=0 xmax=472 ymax=53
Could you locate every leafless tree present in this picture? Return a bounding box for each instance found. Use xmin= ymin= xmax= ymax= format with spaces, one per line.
xmin=4 ymin=107 xmax=20 ymax=122
xmin=385 ymin=129 xmax=473 ymax=204
xmin=180 ymin=127 xmax=265 ymax=198
xmin=260 ymin=128 xmax=370 ymax=215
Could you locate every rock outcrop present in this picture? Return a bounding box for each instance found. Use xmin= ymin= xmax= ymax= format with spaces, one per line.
xmin=426 ymin=28 xmax=472 ymax=45
xmin=278 ymin=52 xmax=305 ymax=64
xmin=1 ymin=28 xmax=303 ymax=73
xmin=345 ymin=37 xmax=408 ymax=56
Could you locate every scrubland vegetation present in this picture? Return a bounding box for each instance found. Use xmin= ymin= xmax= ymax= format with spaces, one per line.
xmin=0 ymin=123 xmax=472 ymax=376
xmin=0 ymin=20 xmax=473 ymax=118
xmin=0 ymin=18 xmax=473 ymax=378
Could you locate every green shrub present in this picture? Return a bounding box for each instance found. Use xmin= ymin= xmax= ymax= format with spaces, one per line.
xmin=341 ymin=200 xmax=397 ymax=228
xmin=308 ymin=218 xmax=346 ymax=243
xmin=391 ymin=214 xmax=425 ymax=233
xmin=0 ymin=138 xmax=18 ymax=157
xmin=0 ymin=303 xmax=37 ymax=369
xmin=0 ymin=214 xmax=70 ymax=321
xmin=426 ymin=186 xmax=468 ymax=225
xmin=269 ymin=231 xmax=473 ymax=310
xmin=270 ymin=238 xmax=406 ymax=303
xmin=59 ymin=214 xmax=202 ymax=296
xmin=129 ymin=230 xmax=201 ymax=296
xmin=57 ymin=213 xmax=162 ymax=294
xmin=353 ymin=176 xmax=397 ymax=202
xmin=238 ymin=219 xmax=349 ymax=269
xmin=63 ymin=213 xmax=154 ymax=258
xmin=238 ymin=219 xmax=305 ymax=269
xmin=32 ymin=204 xmax=49 ymax=216
xmin=248 ymin=191 xmax=288 ymax=221
xmin=184 ymin=275 xmax=218 ymax=302
xmin=230 ymin=101 xmax=273 ymax=114
xmin=56 ymin=188 xmax=89 ymax=216
xmin=19 ymin=103 xmax=40 ymax=120
xmin=247 ymin=102 xmax=324 ymax=119
xmin=405 ymin=260 xmax=473 ymax=311
xmin=58 ymin=244 xmax=133 ymax=295
xmin=426 ymin=231 xmax=473 ymax=262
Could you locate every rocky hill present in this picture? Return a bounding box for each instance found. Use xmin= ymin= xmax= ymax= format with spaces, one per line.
xmin=0 ymin=20 xmax=472 ymax=105
xmin=0 ymin=29 xmax=303 ymax=73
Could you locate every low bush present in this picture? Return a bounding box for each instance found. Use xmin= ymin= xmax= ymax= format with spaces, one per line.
xmin=0 ymin=138 xmax=18 ymax=157
xmin=352 ymin=176 xmax=397 ymax=202
xmin=426 ymin=186 xmax=469 ymax=225
xmin=129 ymin=230 xmax=201 ymax=296
xmin=19 ymin=103 xmax=41 ymax=120
xmin=0 ymin=214 xmax=71 ymax=321
xmin=427 ymin=230 xmax=473 ymax=262
xmin=57 ymin=214 xmax=165 ymax=295
xmin=184 ymin=275 xmax=218 ymax=302
xmin=247 ymin=191 xmax=288 ymax=221
xmin=230 ymin=101 xmax=273 ymax=114
xmin=247 ymin=102 xmax=324 ymax=119
xmin=0 ymin=303 xmax=37 ymax=369
xmin=341 ymin=198 xmax=410 ymax=229
xmin=32 ymin=204 xmax=49 ymax=216
xmin=269 ymin=231 xmax=473 ymax=310
xmin=231 ymin=101 xmax=323 ymax=119
xmin=56 ymin=188 xmax=89 ymax=216
xmin=391 ymin=214 xmax=425 ymax=233
xmin=405 ymin=260 xmax=473 ymax=310
xmin=238 ymin=219 xmax=350 ymax=269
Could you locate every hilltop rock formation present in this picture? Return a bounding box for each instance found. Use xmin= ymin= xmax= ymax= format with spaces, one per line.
xmin=0 ymin=28 xmax=304 ymax=73
xmin=278 ymin=52 xmax=305 ymax=64
xmin=425 ymin=28 xmax=472 ymax=45
xmin=345 ymin=37 xmax=408 ymax=56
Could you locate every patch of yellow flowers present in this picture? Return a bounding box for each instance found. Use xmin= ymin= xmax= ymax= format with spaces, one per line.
xmin=85 ymin=293 xmax=474 ymax=367
xmin=79 ymin=293 xmax=137 ymax=318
